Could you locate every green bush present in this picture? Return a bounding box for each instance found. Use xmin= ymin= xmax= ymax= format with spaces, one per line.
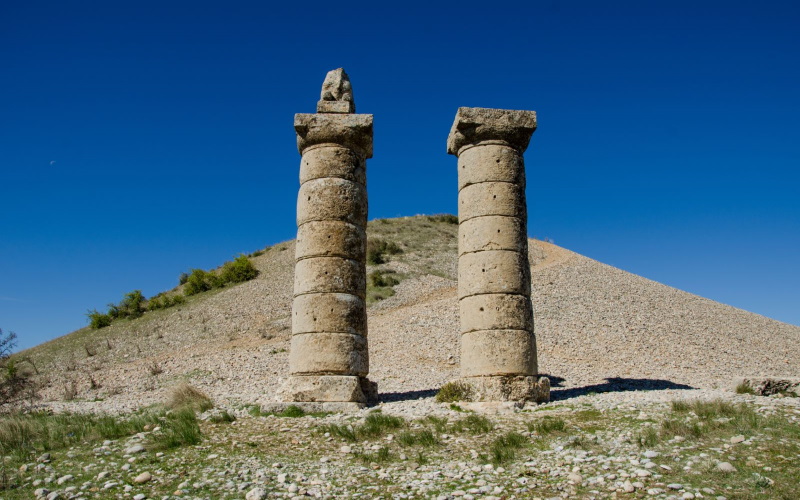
xmin=369 ymin=270 xmax=400 ymax=287
xmin=220 ymin=255 xmax=259 ymax=283
xmin=147 ymin=295 xmax=164 ymax=311
xmin=87 ymin=310 xmax=112 ymax=329
xmin=184 ymin=269 xmax=216 ymax=296
xmin=184 ymin=256 xmax=258 ymax=296
xmin=118 ymin=290 xmax=145 ymax=319
xmin=367 ymin=238 xmax=403 ymax=264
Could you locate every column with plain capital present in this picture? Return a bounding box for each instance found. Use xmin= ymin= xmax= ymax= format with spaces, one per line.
xmin=447 ymin=106 xmax=549 ymax=402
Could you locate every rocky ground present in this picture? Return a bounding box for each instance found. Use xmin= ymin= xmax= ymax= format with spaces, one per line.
xmin=10 ymin=389 xmax=800 ymax=500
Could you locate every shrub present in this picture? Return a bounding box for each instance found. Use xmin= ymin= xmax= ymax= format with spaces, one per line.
xmin=367 ymin=239 xmax=403 ymax=264
xmin=369 ymin=270 xmax=400 ymax=287
xmin=166 ymin=383 xmax=213 ymax=413
xmin=219 ymin=255 xmax=259 ymax=283
xmin=118 ymin=290 xmax=145 ymax=319
xmin=183 ymin=269 xmax=216 ymax=296
xmin=427 ymin=214 xmax=458 ymax=224
xmin=0 ymin=330 xmax=36 ymax=410
xmin=436 ymin=381 xmax=473 ymax=402
xmin=147 ymin=295 xmax=164 ymax=311
xmin=86 ymin=310 xmax=112 ymax=329
xmin=736 ymin=382 xmax=756 ymax=395
xmin=178 ymin=272 xmax=189 ymax=285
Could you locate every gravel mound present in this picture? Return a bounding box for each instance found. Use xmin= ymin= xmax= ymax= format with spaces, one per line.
xmin=24 ymin=218 xmax=800 ymax=413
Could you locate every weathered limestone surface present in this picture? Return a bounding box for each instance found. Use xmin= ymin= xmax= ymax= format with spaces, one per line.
xmin=295 ymin=221 xmax=366 ymax=262
xmin=448 ymin=106 xmax=548 ymax=403
xmin=280 ymin=68 xmax=376 ymax=404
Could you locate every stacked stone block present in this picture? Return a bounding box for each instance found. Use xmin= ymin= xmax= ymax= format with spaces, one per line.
xmin=280 ymin=69 xmax=376 ymax=405
xmin=447 ymin=107 xmax=549 ymax=402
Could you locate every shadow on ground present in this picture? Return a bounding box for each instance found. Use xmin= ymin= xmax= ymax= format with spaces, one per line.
xmin=546 ymin=376 xmax=695 ymax=401
xmin=379 ymin=389 xmax=438 ymax=403
xmin=377 ymin=377 xmax=694 ymax=403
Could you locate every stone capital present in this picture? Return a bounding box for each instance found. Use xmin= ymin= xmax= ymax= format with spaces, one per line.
xmin=447 ymin=107 xmax=537 ymax=156
xmin=295 ymin=113 xmax=373 ymax=159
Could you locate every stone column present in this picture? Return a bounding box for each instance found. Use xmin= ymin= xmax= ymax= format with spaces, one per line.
xmin=280 ymin=69 xmax=376 ymax=405
xmin=447 ymin=107 xmax=549 ymax=403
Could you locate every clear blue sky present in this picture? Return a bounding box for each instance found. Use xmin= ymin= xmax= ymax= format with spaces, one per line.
xmin=2 ymin=1 xmax=798 ymax=350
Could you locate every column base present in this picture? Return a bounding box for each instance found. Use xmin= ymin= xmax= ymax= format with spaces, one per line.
xmin=278 ymin=375 xmax=377 ymax=404
xmin=458 ymin=375 xmax=550 ymax=403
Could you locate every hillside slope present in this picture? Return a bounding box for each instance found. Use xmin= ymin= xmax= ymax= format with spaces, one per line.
xmin=18 ymin=216 xmax=800 ymax=412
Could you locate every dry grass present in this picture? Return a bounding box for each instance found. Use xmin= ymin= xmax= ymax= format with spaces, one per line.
xmin=166 ymin=383 xmax=213 ymax=413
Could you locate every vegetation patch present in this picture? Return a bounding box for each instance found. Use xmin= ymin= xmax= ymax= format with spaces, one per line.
xmin=166 ymin=383 xmax=213 ymax=413
xmin=184 ymin=255 xmax=258 ymax=296
xmin=367 ymin=269 xmax=402 ymax=303
xmin=366 ymin=238 xmax=403 ymax=265
xmin=87 ymin=255 xmax=258 ymax=329
xmin=451 ymin=414 xmax=494 ymax=435
xmin=435 ymin=381 xmax=473 ymax=402
xmin=528 ymin=415 xmax=567 ymax=435
xmin=426 ymin=214 xmax=458 ymax=224
xmin=488 ymin=431 xmax=527 ymax=464
xmin=321 ymin=413 xmax=406 ymax=443
xmin=397 ymin=429 xmax=440 ymax=447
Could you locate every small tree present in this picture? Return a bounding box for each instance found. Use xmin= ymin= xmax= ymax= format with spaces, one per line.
xmin=0 ymin=328 xmax=33 ymax=409
xmin=118 ymin=290 xmax=145 ymax=318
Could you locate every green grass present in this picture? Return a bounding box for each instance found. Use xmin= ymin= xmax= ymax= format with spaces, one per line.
xmin=366 ymin=270 xmax=402 ymax=304
xmin=424 ymin=415 xmax=448 ymax=433
xmin=321 ymin=423 xmax=358 ymax=442
xmin=148 ymin=408 xmax=202 ymax=450
xmin=360 ymin=413 xmax=405 ymax=438
xmin=528 ymin=416 xmax=567 ymax=435
xmin=736 ymin=381 xmax=757 ymax=395
xmin=0 ymin=407 xmax=201 ymax=461
xmin=451 ymin=414 xmax=494 ymax=435
xmin=639 ymin=399 xmax=771 ymax=448
xmin=209 ymin=411 xmax=236 ymax=424
xmin=489 ymin=431 xmax=527 ymax=465
xmin=397 ymin=429 xmax=440 ymax=447
xmin=353 ymin=446 xmax=393 ymax=464
xmin=321 ymin=413 xmax=406 ymax=443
